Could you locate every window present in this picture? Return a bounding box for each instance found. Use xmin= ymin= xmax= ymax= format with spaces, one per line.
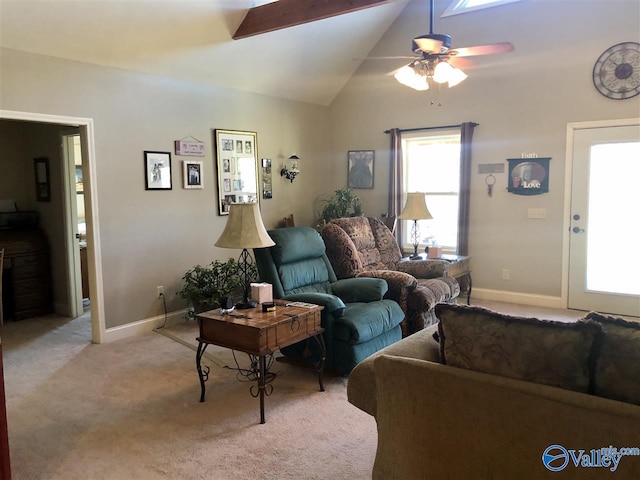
xmin=402 ymin=130 xmax=461 ymax=254
xmin=442 ymin=0 xmax=522 ymax=17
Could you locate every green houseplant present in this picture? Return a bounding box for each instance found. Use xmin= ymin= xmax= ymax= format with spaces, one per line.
xmin=177 ymin=259 xmax=256 ymax=320
xmin=315 ymin=187 xmax=363 ymax=228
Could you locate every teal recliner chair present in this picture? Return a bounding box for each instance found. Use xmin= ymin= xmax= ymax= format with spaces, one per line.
xmin=253 ymin=226 xmax=405 ymax=375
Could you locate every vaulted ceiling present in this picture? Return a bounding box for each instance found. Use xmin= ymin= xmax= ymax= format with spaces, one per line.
xmin=0 ymin=0 xmax=411 ymax=106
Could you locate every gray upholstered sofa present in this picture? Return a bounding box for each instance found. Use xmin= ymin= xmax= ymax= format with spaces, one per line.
xmin=347 ymin=304 xmax=640 ymax=479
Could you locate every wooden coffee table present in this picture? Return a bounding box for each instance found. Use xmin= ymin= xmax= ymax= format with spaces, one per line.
xmin=195 ymin=301 xmax=325 ymax=424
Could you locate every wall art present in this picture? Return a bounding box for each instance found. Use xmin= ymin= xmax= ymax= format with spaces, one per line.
xmin=183 ymin=160 xmax=203 ymax=189
xmin=144 ymin=151 xmax=172 ymax=190
xmin=214 ymin=129 xmax=258 ymax=215
xmin=507 ymin=157 xmax=550 ymax=195
xmin=347 ymin=150 xmax=374 ymax=189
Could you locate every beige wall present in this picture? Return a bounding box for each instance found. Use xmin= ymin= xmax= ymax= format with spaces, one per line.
xmin=329 ymin=0 xmax=640 ymax=298
xmin=0 ymin=48 xmax=333 ymax=329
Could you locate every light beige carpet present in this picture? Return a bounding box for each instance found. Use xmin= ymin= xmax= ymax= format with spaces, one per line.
xmin=3 ymin=312 xmax=376 ymax=480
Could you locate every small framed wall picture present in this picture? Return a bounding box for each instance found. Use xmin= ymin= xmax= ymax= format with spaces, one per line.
xmin=144 ymin=151 xmax=172 ymax=190
xmin=507 ymin=157 xmax=551 ymax=195
xmin=348 ymin=150 xmax=375 ymax=189
xmin=34 ymin=157 xmax=51 ymax=201
xmin=183 ymin=161 xmax=203 ymax=189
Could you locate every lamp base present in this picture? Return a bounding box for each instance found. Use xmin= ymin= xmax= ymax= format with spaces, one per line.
xmin=409 ymin=253 xmax=422 ymax=260
xmin=235 ymin=300 xmax=257 ymax=310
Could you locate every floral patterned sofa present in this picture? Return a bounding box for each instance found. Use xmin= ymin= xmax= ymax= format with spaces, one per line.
xmin=321 ymin=216 xmax=459 ymax=336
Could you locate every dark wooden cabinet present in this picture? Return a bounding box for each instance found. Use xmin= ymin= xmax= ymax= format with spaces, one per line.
xmin=0 ymin=229 xmax=52 ymax=321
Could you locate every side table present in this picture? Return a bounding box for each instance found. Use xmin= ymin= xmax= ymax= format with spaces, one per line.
xmin=195 ymin=301 xmax=325 ymax=424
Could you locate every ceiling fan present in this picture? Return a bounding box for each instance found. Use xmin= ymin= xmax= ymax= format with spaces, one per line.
xmin=392 ymin=0 xmax=514 ymax=91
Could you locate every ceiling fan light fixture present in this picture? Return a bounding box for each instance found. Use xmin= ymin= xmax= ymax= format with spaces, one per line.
xmin=394 ymin=65 xmax=429 ymax=91
xmin=447 ymin=66 xmax=467 ymax=87
xmin=432 ymin=60 xmax=454 ymax=83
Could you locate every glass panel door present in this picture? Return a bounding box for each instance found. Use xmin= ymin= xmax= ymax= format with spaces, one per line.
xmin=568 ymin=122 xmax=640 ymax=317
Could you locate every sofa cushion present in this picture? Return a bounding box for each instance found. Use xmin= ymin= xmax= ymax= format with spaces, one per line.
xmin=435 ymin=303 xmax=602 ymax=394
xmin=329 ymin=217 xmax=388 ymax=271
xmin=585 ymin=312 xmax=640 ymax=406
xmin=367 ymin=217 xmax=402 ymax=267
xmin=321 ymin=223 xmax=363 ymax=279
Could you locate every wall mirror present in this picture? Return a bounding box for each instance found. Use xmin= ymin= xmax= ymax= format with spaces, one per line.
xmin=214 ymin=129 xmax=259 ymax=215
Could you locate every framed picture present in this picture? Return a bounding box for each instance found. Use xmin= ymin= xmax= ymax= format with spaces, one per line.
xmin=261 ymin=158 xmax=272 ymax=199
xmin=183 ymin=161 xmax=203 ymax=189
xmin=214 ymin=129 xmax=259 ymax=215
xmin=507 ymin=157 xmax=551 ymax=195
xmin=144 ymin=151 xmax=172 ymax=190
xmin=34 ymin=157 xmax=51 ymax=202
xmin=347 ymin=150 xmax=375 ymax=189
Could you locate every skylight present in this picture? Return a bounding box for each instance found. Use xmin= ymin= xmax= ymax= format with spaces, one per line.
xmin=442 ymin=0 xmax=522 ymax=17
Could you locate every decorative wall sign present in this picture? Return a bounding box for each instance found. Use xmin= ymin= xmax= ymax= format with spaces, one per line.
xmin=144 ymin=151 xmax=172 ymax=190
xmin=507 ymin=157 xmax=550 ymax=195
xmin=183 ymin=161 xmax=203 ymax=189
xmin=347 ymin=150 xmax=374 ymax=189
xmin=174 ymin=137 xmax=205 ymax=156
xmin=214 ymin=129 xmax=258 ymax=215
xmin=478 ymin=163 xmax=505 ymax=174
xmin=34 ymin=157 xmax=51 ymax=202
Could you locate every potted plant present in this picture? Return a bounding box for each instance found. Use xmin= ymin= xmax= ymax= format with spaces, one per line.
xmin=314 ymin=187 xmax=363 ymax=228
xmin=177 ymin=258 xmax=254 ymax=320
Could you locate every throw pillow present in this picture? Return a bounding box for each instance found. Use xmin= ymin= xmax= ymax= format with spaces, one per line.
xmin=585 ymin=312 xmax=640 ymax=406
xmin=435 ymin=303 xmax=602 ymax=394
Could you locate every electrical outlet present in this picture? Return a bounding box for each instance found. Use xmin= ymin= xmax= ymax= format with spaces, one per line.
xmin=502 ymin=269 xmax=510 ymax=280
xmin=156 ymin=286 xmax=164 ymax=298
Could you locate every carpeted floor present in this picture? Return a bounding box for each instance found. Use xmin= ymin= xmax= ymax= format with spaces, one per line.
xmin=2 ymin=300 xmax=586 ymax=479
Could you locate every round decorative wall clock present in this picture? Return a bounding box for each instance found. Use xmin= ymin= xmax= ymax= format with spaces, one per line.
xmin=592 ymin=42 xmax=640 ymax=100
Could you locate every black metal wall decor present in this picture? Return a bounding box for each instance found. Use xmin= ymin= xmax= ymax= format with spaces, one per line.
xmin=507 ymin=157 xmax=550 ymax=195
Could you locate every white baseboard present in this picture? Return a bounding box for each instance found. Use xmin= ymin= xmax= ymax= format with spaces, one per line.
xmin=471 ymin=288 xmax=565 ymax=309
xmin=102 ymin=308 xmax=189 ymax=343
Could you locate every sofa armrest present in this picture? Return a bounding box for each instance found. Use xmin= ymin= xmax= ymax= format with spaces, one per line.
xmin=330 ymin=277 xmax=388 ymax=303
xmin=347 ymin=324 xmax=440 ymax=416
xmin=396 ymin=259 xmax=448 ymax=279
xmin=371 ymin=354 xmax=640 ymax=480
xmin=356 ymin=270 xmax=416 ymax=299
xmin=356 ymin=270 xmax=418 ymax=291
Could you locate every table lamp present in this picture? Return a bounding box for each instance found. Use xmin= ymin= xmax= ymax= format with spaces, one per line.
xmin=215 ymin=203 xmax=275 ymax=309
xmin=398 ymin=192 xmax=433 ymax=260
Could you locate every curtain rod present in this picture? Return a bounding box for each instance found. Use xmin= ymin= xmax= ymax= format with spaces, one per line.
xmin=384 ymin=122 xmax=478 ymax=134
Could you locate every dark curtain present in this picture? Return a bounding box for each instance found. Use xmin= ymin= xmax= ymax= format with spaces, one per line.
xmin=388 ymin=128 xmax=403 ymax=245
xmin=457 ymin=122 xmax=476 ymax=255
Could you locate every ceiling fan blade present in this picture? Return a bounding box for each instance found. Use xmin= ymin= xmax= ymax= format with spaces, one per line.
xmin=448 ymin=56 xmax=475 ymax=70
xmin=449 ymin=42 xmax=514 ymax=57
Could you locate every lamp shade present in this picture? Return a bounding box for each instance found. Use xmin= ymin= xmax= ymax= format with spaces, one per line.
xmin=215 ymin=203 xmax=275 ymax=249
xmin=398 ymin=193 xmax=433 ymax=221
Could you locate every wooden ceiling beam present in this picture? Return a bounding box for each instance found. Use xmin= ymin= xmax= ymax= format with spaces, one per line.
xmin=233 ymin=0 xmax=395 ymax=40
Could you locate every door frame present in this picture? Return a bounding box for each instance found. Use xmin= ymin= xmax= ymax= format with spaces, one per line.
xmin=0 ymin=109 xmax=105 ymax=343
xmin=561 ymin=117 xmax=640 ymax=311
